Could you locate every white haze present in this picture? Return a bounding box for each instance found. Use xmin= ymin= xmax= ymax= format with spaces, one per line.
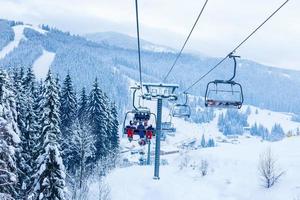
xmin=0 ymin=0 xmax=299 ymax=70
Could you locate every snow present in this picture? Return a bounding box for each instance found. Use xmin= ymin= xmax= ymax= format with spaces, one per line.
xmin=244 ymin=106 xmax=300 ymax=133
xmin=101 ymin=88 xmax=300 ymax=200
xmin=0 ymin=24 xmax=47 ymax=60
xmin=32 ymin=50 xmax=55 ymax=80
xmin=109 ymin=80 xmax=300 ymax=200
xmin=143 ymin=43 xmax=175 ymax=53
xmin=106 ymin=136 xmax=300 ymax=200
xmin=282 ymin=73 xmax=291 ymax=79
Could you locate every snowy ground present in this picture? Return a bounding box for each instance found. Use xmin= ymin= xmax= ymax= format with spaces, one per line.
xmin=32 ymin=50 xmax=55 ymax=80
xmin=106 ymin=136 xmax=300 ymax=200
xmin=103 ymin=97 xmax=300 ymax=200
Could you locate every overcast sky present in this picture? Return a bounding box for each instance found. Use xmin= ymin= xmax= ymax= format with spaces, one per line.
xmin=0 ymin=0 xmax=299 ymax=70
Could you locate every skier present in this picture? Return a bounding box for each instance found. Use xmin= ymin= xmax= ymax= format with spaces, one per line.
xmin=137 ymin=122 xmax=145 ymax=138
xmin=126 ymin=120 xmax=135 ymax=142
xmin=146 ymin=124 xmax=154 ymax=140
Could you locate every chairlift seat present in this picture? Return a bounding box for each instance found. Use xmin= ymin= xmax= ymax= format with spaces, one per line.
xmin=205 ymin=80 xmax=244 ymax=109
xmin=172 ymin=104 xmax=191 ymax=118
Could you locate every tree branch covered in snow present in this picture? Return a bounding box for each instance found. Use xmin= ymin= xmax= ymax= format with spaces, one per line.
xmin=258 ymin=148 xmax=285 ymax=188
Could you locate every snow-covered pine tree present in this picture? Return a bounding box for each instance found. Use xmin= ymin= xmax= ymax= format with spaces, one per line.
xmin=207 ymin=138 xmax=215 ymax=147
xmin=12 ymin=67 xmax=27 ymax=135
xmin=0 ymin=69 xmax=21 ymax=199
xmin=60 ymin=73 xmax=77 ymax=173
xmin=88 ymin=78 xmax=109 ymax=161
xmin=69 ymin=119 xmax=95 ymax=199
xmin=200 ymin=134 xmax=206 ymax=148
xmin=78 ymin=87 xmax=88 ymax=125
xmin=102 ymin=93 xmax=112 ymax=156
xmin=17 ymin=68 xmax=40 ymax=198
xmin=269 ymin=123 xmax=285 ymax=141
xmin=109 ymin=102 xmax=119 ymax=153
xmin=33 ymin=70 xmax=66 ymax=200
xmin=106 ymin=102 xmax=119 ymax=166
xmin=258 ymin=124 xmax=269 ymax=140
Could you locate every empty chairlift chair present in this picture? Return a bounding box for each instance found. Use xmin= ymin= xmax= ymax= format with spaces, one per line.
xmin=205 ymin=53 xmax=244 ymax=109
xmin=172 ymin=92 xmax=191 ymax=118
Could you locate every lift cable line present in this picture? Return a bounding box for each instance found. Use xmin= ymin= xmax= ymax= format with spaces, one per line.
xmin=183 ymin=0 xmax=290 ymax=93
xmin=163 ymin=0 xmax=209 ymax=82
xmin=135 ymin=0 xmax=143 ymax=91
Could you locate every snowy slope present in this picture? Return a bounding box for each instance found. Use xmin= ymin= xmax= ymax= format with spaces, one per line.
xmin=0 ymin=24 xmax=46 ymax=59
xmin=244 ymin=105 xmax=300 ymax=133
xmin=32 ymin=50 xmax=55 ymax=80
xmin=104 ymin=136 xmax=300 ymax=200
xmin=85 ymin=31 xmax=175 ymax=53
xmin=0 ymin=23 xmax=54 ymax=80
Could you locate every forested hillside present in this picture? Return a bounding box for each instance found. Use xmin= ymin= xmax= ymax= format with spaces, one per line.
xmin=0 ymin=19 xmax=300 ymax=115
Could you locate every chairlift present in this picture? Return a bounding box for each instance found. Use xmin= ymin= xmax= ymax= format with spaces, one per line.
xmin=161 ymin=121 xmax=176 ymax=133
xmin=172 ymin=92 xmax=191 ymax=118
xmin=123 ymin=86 xmax=156 ymax=145
xmin=205 ymin=53 xmax=244 ymax=109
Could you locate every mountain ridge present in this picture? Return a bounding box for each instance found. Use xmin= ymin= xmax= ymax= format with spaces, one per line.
xmin=0 ymin=19 xmax=299 ymax=115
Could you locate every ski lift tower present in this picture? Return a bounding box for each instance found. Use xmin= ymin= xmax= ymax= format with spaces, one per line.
xmin=142 ymin=83 xmax=178 ymax=180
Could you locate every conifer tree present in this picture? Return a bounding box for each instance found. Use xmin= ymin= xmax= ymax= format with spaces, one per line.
xmin=78 ymin=87 xmax=88 ymax=124
xmin=0 ymin=69 xmax=20 ymax=199
xmin=88 ymin=78 xmax=108 ymax=161
xmin=109 ymin=102 xmax=119 ymax=153
xmin=33 ymin=70 xmax=65 ymax=200
xmin=17 ymin=68 xmax=39 ymax=198
xmin=200 ymin=134 xmax=206 ymax=148
xmin=60 ymin=74 xmax=77 ymax=173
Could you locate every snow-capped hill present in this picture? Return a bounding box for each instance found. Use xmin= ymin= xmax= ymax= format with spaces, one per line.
xmin=0 ymin=24 xmax=47 ymax=59
xmin=243 ymin=105 xmax=300 ymax=134
xmin=85 ymin=31 xmax=175 ymax=53
xmin=0 ymin=23 xmax=53 ymax=80
xmin=1 ymin=19 xmax=300 ymax=117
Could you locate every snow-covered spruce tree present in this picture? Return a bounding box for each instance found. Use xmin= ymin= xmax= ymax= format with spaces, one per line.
xmin=69 ymin=119 xmax=95 ymax=200
xmin=60 ymin=73 xmax=77 ymax=173
xmin=0 ymin=69 xmax=21 ymax=199
xmin=109 ymin=102 xmax=119 ymax=153
xmin=16 ymin=68 xmax=40 ymax=198
xmin=33 ymin=70 xmax=66 ymax=200
xmin=78 ymin=87 xmax=88 ymax=125
xmin=106 ymin=102 xmax=119 ymax=167
xmin=207 ymin=138 xmax=215 ymax=147
xmin=200 ymin=134 xmax=206 ymax=148
xmin=88 ymin=78 xmax=109 ymax=161
xmin=268 ymin=123 xmax=285 ymax=142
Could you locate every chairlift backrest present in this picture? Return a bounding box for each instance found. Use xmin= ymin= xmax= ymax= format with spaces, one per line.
xmin=204 ymin=54 xmax=244 ymax=109
xmin=171 ymin=93 xmax=191 ymax=118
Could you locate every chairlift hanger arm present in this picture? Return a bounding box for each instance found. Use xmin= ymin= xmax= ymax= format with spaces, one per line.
xmin=228 ymin=52 xmax=240 ymax=81
xmin=132 ymin=88 xmax=138 ymax=110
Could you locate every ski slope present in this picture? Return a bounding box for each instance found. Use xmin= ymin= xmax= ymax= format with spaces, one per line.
xmin=32 ymin=50 xmax=55 ymax=80
xmin=0 ymin=24 xmax=54 ymax=79
xmin=0 ymin=24 xmax=46 ymax=59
